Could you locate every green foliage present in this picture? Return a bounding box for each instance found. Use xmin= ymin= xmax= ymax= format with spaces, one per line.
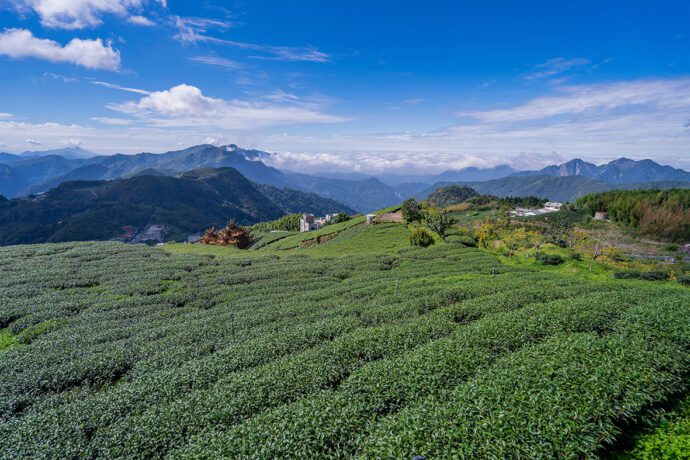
xmin=576 ymin=189 xmax=690 ymax=241
xmin=614 ymin=270 xmax=670 ymax=281
xmin=0 ymin=329 xmax=16 ymax=352
xmin=678 ymin=273 xmax=690 ymax=286
xmin=251 ymin=214 xmax=301 ymax=232
xmin=426 ymin=185 xmax=478 ymax=207
xmin=0 ymin=237 xmax=687 ymax=458
xmin=613 ymin=395 xmax=690 ymax=460
xmin=16 ymin=319 xmax=68 ymax=344
xmin=401 ymin=198 xmax=422 ymax=223
xmin=475 ymin=221 xmax=498 ymax=248
xmin=444 ymin=235 xmax=476 ymax=247
xmin=423 ymin=207 xmax=454 ymax=240
xmin=498 ymin=195 xmax=548 ymax=208
xmin=326 ymin=212 xmax=351 ymax=225
xmin=409 ymin=227 xmax=435 ymax=247
xmin=534 ymin=251 xmax=565 ymax=265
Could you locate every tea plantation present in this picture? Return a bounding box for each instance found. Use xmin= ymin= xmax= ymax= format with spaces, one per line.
xmin=0 ymin=225 xmax=688 ymax=458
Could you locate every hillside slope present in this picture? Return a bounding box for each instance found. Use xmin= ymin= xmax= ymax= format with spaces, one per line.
xmin=0 ymin=231 xmax=686 ymax=458
xmin=0 ymin=167 xmax=352 ymax=245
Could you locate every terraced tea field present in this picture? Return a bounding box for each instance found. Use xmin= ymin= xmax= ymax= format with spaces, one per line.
xmin=0 ymin=230 xmax=687 ymax=458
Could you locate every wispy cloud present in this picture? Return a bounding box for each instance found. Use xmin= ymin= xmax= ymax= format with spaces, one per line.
xmin=0 ymin=113 xmax=12 ymax=118
xmin=522 ymin=57 xmax=591 ymax=81
xmin=41 ymin=72 xmax=80 ymax=83
xmin=91 ymin=80 xmax=150 ymax=94
xmin=173 ymin=16 xmax=329 ymax=62
xmin=26 ymin=138 xmax=42 ymax=145
xmin=189 ymin=56 xmax=241 ymax=69
xmin=460 ymin=78 xmax=690 ymax=122
xmin=91 ymin=116 xmax=135 ymax=125
xmin=0 ymin=28 xmax=121 ymax=71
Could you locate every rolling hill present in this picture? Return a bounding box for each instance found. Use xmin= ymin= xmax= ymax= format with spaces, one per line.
xmin=0 ymin=167 xmax=353 ymax=245
xmin=0 ymin=213 xmax=686 ymax=458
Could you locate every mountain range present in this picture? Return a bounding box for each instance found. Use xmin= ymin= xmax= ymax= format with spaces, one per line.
xmin=0 ymin=167 xmax=353 ymax=246
xmin=513 ymin=158 xmax=690 ymax=184
xmin=1 ymin=145 xmax=689 ymax=211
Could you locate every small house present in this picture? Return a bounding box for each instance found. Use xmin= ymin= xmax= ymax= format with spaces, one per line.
xmin=594 ymin=211 xmax=608 ymax=221
xmin=299 ymin=213 xmax=339 ymax=232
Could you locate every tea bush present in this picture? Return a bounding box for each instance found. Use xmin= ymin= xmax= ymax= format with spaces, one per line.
xmin=0 ymin=241 xmax=687 ymax=459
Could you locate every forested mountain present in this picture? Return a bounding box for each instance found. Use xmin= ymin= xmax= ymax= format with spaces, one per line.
xmin=419 ymin=175 xmax=690 ymax=202
xmin=514 ymin=158 xmax=690 ymax=183
xmin=2 ymin=145 xmax=689 ymax=211
xmin=0 ymin=145 xmax=397 ymax=212
xmin=0 ymin=168 xmax=352 ymax=245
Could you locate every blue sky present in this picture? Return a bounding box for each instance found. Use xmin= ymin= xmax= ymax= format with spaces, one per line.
xmin=0 ymin=0 xmax=689 ymax=173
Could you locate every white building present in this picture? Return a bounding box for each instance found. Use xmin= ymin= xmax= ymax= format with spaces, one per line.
xmin=543 ymin=202 xmax=563 ymax=212
xmin=299 ymin=213 xmax=338 ymax=232
xmin=510 ymin=202 xmax=563 ymax=217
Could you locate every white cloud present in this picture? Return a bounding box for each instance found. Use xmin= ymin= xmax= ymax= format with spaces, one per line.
xmin=522 ymin=57 xmax=591 ymax=80
xmin=127 ymin=15 xmax=154 ymax=26
xmin=3 ymin=78 xmax=689 ymax=174
xmin=0 ymin=28 xmax=120 ymax=71
xmin=0 ymin=113 xmax=12 ymax=118
xmin=26 ymin=138 xmax=42 ymax=145
xmin=106 ymin=83 xmax=349 ymax=128
xmin=14 ymin=0 xmax=166 ymax=29
xmin=63 ymin=138 xmax=83 ymax=146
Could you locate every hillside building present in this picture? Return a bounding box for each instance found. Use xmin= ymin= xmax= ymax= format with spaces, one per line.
xmin=299 ymin=213 xmax=338 ymax=232
xmin=510 ymin=202 xmax=564 ymax=217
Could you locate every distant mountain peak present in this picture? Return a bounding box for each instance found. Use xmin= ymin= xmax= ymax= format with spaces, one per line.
xmin=20 ymin=146 xmax=96 ymax=160
xmin=515 ymin=157 xmax=690 ymax=184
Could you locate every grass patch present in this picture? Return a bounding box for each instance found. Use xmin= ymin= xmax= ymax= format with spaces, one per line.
xmin=0 ymin=329 xmax=17 ymax=352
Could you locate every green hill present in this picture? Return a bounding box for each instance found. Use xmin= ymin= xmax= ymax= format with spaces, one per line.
xmin=0 ymin=210 xmax=687 ymax=458
xmin=426 ymin=184 xmax=478 ymax=206
xmin=0 ymin=167 xmax=353 ymax=245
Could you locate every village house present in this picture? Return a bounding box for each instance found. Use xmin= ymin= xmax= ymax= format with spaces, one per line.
xmin=299 ymin=213 xmax=338 ymax=232
xmin=510 ymin=202 xmax=563 ymax=217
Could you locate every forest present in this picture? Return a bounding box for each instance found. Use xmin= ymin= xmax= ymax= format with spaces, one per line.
xmin=576 ymin=189 xmax=690 ymax=241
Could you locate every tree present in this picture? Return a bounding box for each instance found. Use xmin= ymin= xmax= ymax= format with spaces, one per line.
xmin=475 ymin=221 xmax=498 ymax=248
xmin=409 ymin=227 xmax=435 ymax=247
xmin=401 ymin=198 xmax=422 ymax=223
xmin=423 ymin=207 xmax=454 ymax=241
